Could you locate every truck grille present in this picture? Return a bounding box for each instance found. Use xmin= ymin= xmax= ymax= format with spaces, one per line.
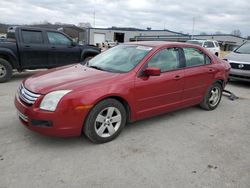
xmin=18 ymin=84 xmax=41 ymax=105
xmin=229 ymin=61 xmax=250 ymax=70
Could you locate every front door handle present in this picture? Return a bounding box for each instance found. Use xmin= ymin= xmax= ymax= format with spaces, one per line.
xmin=174 ymin=75 xmax=182 ymax=80
xmin=208 ymin=69 xmax=215 ymax=73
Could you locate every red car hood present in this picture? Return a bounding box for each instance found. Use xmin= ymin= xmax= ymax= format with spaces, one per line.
xmin=23 ymin=64 xmax=120 ymax=94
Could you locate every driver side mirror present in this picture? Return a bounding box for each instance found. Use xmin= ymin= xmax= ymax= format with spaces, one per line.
xmin=71 ymin=41 xmax=77 ymax=46
xmin=144 ymin=67 xmax=161 ymax=76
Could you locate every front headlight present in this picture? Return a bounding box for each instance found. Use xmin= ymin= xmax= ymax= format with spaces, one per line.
xmin=40 ymin=90 xmax=71 ymax=112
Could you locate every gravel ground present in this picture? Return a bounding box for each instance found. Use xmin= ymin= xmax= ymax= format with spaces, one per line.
xmin=0 ymin=71 xmax=250 ymax=188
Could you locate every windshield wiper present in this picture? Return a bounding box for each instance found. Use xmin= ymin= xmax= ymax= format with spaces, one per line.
xmin=88 ymin=65 xmax=105 ymax=71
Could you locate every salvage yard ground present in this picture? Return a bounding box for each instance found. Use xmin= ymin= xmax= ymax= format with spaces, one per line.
xmin=0 ymin=71 xmax=250 ymax=188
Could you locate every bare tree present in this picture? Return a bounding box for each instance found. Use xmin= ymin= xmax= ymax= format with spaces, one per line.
xmin=231 ymin=29 xmax=242 ymax=37
xmin=215 ymin=31 xmax=222 ymax=34
xmin=199 ymin=32 xmax=207 ymax=35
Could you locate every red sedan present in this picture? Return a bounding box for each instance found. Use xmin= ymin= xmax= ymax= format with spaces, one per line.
xmin=15 ymin=42 xmax=230 ymax=143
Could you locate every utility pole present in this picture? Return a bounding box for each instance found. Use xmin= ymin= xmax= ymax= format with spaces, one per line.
xmin=191 ymin=17 xmax=195 ymax=39
xmin=93 ymin=9 xmax=96 ymax=28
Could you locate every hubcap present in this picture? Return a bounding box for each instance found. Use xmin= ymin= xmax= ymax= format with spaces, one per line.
xmin=0 ymin=64 xmax=6 ymax=78
xmin=208 ymin=86 xmax=221 ymax=107
xmin=94 ymin=107 xmax=122 ymax=138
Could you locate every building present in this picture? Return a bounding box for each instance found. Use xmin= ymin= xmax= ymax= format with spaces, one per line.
xmin=86 ymin=27 xmax=188 ymax=46
xmin=87 ymin=27 xmax=247 ymax=51
xmin=192 ymin=34 xmax=247 ymax=51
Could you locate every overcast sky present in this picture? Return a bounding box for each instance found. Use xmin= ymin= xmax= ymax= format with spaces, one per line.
xmin=0 ymin=0 xmax=249 ymax=36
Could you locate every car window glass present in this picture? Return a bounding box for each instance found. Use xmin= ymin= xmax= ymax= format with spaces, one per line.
xmin=205 ymin=55 xmax=211 ymax=64
xmin=88 ymin=45 xmax=152 ymax=73
xmin=234 ymin=42 xmax=250 ymax=54
xmin=204 ymin=41 xmax=214 ymax=48
xmin=47 ymin=32 xmax=72 ymax=46
xmin=214 ymin=42 xmax=219 ymax=47
xmin=183 ymin=48 xmax=206 ymax=67
xmin=22 ymin=30 xmax=43 ymax=44
xmin=147 ymin=48 xmax=179 ymax=72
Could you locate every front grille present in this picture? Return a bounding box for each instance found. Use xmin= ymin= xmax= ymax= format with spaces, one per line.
xmin=229 ymin=61 xmax=250 ymax=70
xmin=18 ymin=84 xmax=41 ymax=105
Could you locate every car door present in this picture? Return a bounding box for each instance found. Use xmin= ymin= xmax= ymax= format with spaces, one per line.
xmin=46 ymin=31 xmax=80 ymax=67
xmin=134 ymin=47 xmax=185 ymax=120
xmin=19 ymin=29 xmax=48 ymax=68
xmin=181 ymin=47 xmax=216 ymax=106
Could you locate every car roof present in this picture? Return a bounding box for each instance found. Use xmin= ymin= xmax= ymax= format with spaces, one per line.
xmin=124 ymin=41 xmax=202 ymax=48
xmin=187 ymin=39 xmax=218 ymax=42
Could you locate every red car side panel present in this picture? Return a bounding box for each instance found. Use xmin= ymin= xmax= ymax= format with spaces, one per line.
xmin=134 ymin=69 xmax=184 ymax=120
xmin=182 ymin=65 xmax=215 ymax=106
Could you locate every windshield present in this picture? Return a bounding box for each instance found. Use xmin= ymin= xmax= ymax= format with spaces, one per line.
xmin=87 ymin=45 xmax=152 ymax=73
xmin=186 ymin=40 xmax=203 ymax=46
xmin=234 ymin=42 xmax=250 ymax=54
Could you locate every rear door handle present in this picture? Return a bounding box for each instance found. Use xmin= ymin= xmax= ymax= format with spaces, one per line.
xmin=24 ymin=45 xmax=30 ymax=48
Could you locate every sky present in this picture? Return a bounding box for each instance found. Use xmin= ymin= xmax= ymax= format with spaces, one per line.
xmin=0 ymin=0 xmax=249 ymax=36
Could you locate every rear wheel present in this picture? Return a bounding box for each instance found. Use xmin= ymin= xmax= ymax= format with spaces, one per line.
xmin=200 ymin=83 xmax=222 ymax=110
xmin=0 ymin=58 xmax=12 ymax=83
xmin=84 ymin=99 xmax=126 ymax=143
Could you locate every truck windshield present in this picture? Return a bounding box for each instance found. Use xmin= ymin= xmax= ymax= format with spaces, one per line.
xmin=87 ymin=45 xmax=152 ymax=73
xmin=234 ymin=42 xmax=250 ymax=54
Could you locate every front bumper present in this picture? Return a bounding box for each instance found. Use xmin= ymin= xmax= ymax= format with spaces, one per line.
xmin=229 ymin=68 xmax=250 ymax=82
xmin=15 ymin=95 xmax=89 ymax=137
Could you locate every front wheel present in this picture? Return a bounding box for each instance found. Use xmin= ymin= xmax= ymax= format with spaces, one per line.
xmin=0 ymin=58 xmax=12 ymax=83
xmin=200 ymin=83 xmax=222 ymax=110
xmin=84 ymin=99 xmax=126 ymax=143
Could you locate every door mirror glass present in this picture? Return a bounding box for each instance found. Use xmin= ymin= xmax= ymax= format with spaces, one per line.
xmin=144 ymin=67 xmax=161 ymax=76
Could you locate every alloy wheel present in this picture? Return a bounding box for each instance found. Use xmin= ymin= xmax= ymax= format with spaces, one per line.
xmin=208 ymin=86 xmax=221 ymax=107
xmin=94 ymin=107 xmax=122 ymax=138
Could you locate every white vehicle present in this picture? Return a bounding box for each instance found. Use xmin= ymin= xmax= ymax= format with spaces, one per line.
xmin=186 ymin=40 xmax=220 ymax=57
xmin=102 ymin=40 xmax=118 ymax=48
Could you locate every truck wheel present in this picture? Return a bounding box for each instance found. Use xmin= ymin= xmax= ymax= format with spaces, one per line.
xmin=200 ymin=83 xmax=222 ymax=110
xmin=0 ymin=58 xmax=12 ymax=83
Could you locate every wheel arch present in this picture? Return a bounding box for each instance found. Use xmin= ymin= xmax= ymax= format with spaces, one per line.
xmin=92 ymin=95 xmax=132 ymax=123
xmin=81 ymin=95 xmax=133 ymax=136
xmin=0 ymin=48 xmax=19 ymax=69
xmin=214 ymin=79 xmax=226 ymax=88
xmin=80 ymin=47 xmax=100 ymax=61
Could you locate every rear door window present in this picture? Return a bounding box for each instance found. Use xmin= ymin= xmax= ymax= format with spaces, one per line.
xmin=22 ymin=30 xmax=43 ymax=44
xmin=47 ymin=32 xmax=72 ymax=46
xmin=183 ymin=48 xmax=211 ymax=67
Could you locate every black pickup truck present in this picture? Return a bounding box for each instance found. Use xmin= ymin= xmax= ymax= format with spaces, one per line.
xmin=0 ymin=27 xmax=101 ymax=82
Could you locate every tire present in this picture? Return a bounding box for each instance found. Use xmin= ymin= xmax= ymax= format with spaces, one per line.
xmin=0 ymin=58 xmax=12 ymax=83
xmin=200 ymin=83 xmax=222 ymax=110
xmin=84 ymin=99 xmax=126 ymax=143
